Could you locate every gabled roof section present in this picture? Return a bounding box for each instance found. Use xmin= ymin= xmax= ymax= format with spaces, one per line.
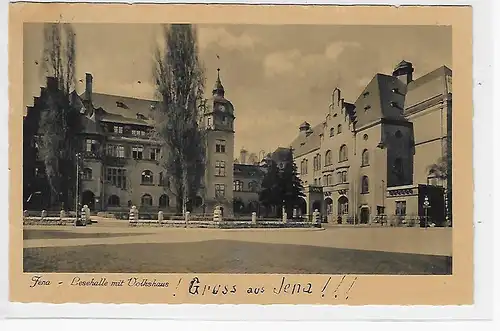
xmin=407 ymin=65 xmax=452 ymax=92
xmin=290 ymin=123 xmax=322 ymax=158
xmin=80 ymin=92 xmax=159 ymax=126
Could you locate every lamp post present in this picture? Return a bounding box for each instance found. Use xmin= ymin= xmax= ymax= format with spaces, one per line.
xmin=75 ymin=152 xmax=81 ymax=225
xmin=423 ymin=195 xmax=431 ymax=229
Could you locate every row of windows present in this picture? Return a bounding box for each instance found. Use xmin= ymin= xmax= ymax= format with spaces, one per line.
xmin=107 ymin=193 xmax=170 ymax=208
xmin=112 ymin=125 xmax=147 ymax=137
xmin=86 ymin=139 xmax=161 ymax=161
xmin=88 ymin=138 xmax=229 ymax=160
xmin=82 ymin=168 xmax=169 ymax=187
xmin=233 ymin=180 xmax=258 ymax=192
xmin=301 ymin=147 xmax=373 ymax=175
xmin=310 ymin=173 xmax=369 ymax=193
xmin=300 ymin=145 xmax=349 ymax=174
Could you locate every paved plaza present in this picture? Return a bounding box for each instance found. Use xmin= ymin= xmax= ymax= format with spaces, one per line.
xmin=23 ymin=218 xmax=452 ymax=274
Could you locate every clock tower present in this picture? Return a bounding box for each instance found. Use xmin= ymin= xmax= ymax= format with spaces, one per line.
xmin=203 ymin=68 xmax=235 ymax=216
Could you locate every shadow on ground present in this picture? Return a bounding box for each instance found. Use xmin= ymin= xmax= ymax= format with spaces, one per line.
xmin=23 ymin=229 xmax=152 ymax=240
xmin=23 ymin=240 xmax=452 ymax=275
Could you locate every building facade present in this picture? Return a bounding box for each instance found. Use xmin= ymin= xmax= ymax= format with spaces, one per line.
xmin=24 ymin=70 xmax=242 ymax=216
xmin=285 ymin=60 xmax=452 ymax=225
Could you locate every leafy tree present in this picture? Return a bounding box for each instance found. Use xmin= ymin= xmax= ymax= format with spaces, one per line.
xmin=427 ymin=147 xmax=452 ymax=225
xmin=36 ymin=23 xmax=79 ymax=208
xmin=258 ymin=157 xmax=281 ymax=215
xmin=151 ymin=24 xmax=206 ymax=215
xmin=259 ymin=149 xmax=304 ymax=216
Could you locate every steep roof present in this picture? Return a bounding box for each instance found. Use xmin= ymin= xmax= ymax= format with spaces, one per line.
xmin=404 ymin=65 xmax=452 ymax=110
xmin=289 ymin=123 xmax=323 ymax=157
xmin=233 ymin=163 xmax=265 ymax=178
xmin=407 ymin=65 xmax=452 ymax=92
xmin=81 ymin=92 xmax=158 ymax=126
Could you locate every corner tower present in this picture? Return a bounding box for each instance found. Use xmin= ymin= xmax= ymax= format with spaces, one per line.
xmin=203 ymin=67 xmax=235 ymax=216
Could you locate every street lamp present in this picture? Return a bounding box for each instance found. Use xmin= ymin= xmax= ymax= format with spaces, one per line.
xmin=75 ymin=152 xmax=82 ymax=225
xmin=423 ymin=195 xmax=431 ymax=229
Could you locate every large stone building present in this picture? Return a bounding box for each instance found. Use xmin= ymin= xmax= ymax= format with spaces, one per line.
xmin=23 ymin=69 xmax=242 ymax=216
xmin=284 ymin=60 xmax=452 ymax=225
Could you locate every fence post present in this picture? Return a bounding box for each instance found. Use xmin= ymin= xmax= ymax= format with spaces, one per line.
xmin=129 ymin=206 xmax=138 ymax=225
xmin=185 ymin=211 xmax=190 ymax=228
xmin=213 ymin=206 xmax=222 ymax=224
xmin=251 ymin=212 xmax=257 ymax=225
xmin=81 ymin=205 xmax=88 ymax=226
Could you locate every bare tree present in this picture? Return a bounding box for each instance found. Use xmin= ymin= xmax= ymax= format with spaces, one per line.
xmin=36 ymin=23 xmax=79 ymax=208
xmin=151 ymin=24 xmax=206 ymax=215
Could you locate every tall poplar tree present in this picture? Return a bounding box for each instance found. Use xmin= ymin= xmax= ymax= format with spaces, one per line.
xmin=151 ymin=24 xmax=206 ymax=215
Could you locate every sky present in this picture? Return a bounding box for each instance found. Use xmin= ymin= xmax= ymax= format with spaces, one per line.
xmin=23 ymin=24 xmax=451 ymax=156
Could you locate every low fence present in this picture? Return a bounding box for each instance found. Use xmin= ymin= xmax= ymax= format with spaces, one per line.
xmin=23 ymin=208 xmax=91 ymax=226
xmin=127 ymin=207 xmax=321 ymax=229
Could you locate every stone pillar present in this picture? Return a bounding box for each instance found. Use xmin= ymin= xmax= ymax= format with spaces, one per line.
xmin=81 ymin=206 xmax=87 ymax=226
xmin=129 ymin=206 xmax=138 ymax=224
xmin=185 ymin=211 xmax=190 ymax=227
xmin=251 ymin=212 xmax=257 ymax=224
xmin=41 ymin=210 xmax=47 ymax=219
xmin=158 ymin=211 xmax=164 ymax=223
xmin=313 ymin=209 xmax=320 ymax=224
xmin=84 ymin=205 xmax=91 ymax=225
xmin=213 ymin=206 xmax=222 ymax=223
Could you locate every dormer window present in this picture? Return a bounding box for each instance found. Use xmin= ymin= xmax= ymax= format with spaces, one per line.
xmin=363 ymin=91 xmax=369 ymax=97
xmin=364 ymin=105 xmax=371 ymax=111
xmin=391 ymin=88 xmax=399 ymax=93
xmin=390 ymin=101 xmax=398 ymax=108
xmin=116 ymin=101 xmax=128 ymax=109
xmin=113 ymin=125 xmax=123 ymax=134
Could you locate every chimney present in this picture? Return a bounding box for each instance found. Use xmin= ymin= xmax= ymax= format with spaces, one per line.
xmin=85 ymin=73 xmax=93 ymax=103
xmin=240 ymin=148 xmax=248 ymax=165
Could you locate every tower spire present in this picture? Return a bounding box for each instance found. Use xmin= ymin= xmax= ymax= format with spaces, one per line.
xmin=213 ymin=54 xmax=225 ymax=97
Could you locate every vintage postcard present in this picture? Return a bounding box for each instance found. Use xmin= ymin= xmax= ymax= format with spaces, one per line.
xmin=9 ymin=3 xmax=473 ymax=307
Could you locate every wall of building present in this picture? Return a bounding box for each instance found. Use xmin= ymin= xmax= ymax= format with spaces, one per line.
xmin=205 ymin=129 xmax=235 ymax=215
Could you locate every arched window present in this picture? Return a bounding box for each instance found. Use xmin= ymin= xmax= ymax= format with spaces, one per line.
xmin=337 ymin=124 xmax=342 ymax=134
xmin=361 ymin=176 xmax=369 ymax=193
xmin=141 ymin=194 xmax=152 ymax=207
xmin=325 ymin=150 xmax=332 ymax=165
xmin=159 ymin=194 xmax=169 ymax=208
xmin=141 ymin=170 xmax=153 ymax=184
xmin=361 ymin=149 xmax=369 ymax=166
xmin=329 ymin=127 xmax=334 ymax=137
xmin=108 ymin=195 xmax=120 ymax=207
xmin=82 ymin=168 xmax=93 ymax=180
xmin=339 ymin=144 xmax=348 ymax=162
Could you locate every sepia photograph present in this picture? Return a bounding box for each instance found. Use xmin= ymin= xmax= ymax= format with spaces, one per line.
xmin=20 ymin=21 xmax=453 ymax=276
